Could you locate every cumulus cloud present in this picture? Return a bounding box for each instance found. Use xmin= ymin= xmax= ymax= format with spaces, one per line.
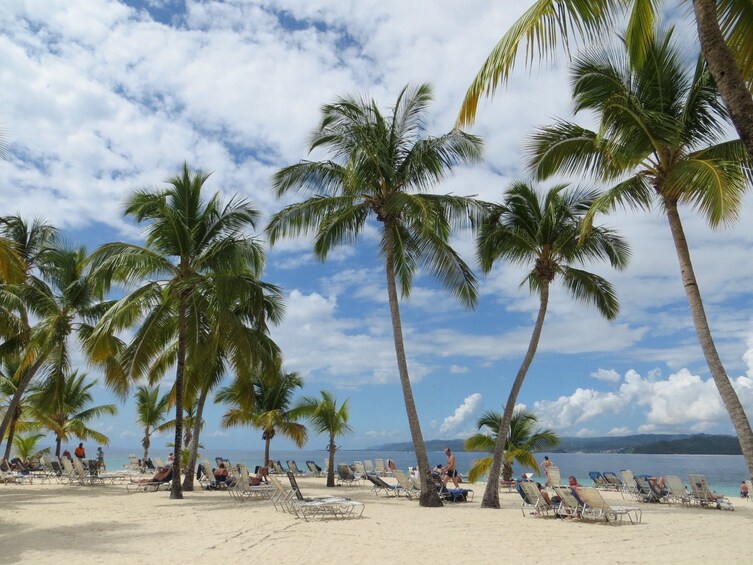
xmin=534 ymin=367 xmax=753 ymax=434
xmin=439 ymin=393 xmax=482 ymax=434
xmin=591 ymin=369 xmax=621 ymax=382
xmin=449 ymin=365 xmax=469 ymax=374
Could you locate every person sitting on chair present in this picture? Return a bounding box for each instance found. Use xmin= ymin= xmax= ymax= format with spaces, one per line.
xmin=130 ymin=466 xmax=173 ymax=485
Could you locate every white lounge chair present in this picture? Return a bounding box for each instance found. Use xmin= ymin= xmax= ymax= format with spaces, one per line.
xmin=578 ymin=486 xmax=642 ymax=524
xmin=518 ymin=481 xmax=554 ymax=517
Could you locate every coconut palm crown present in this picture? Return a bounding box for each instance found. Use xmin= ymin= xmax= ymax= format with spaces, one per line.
xmin=475 ymin=181 xmax=628 ymax=508
xmin=464 ymin=408 xmax=559 ymax=483
xmin=267 ymin=83 xmax=483 ymax=507
xmin=526 ymin=30 xmax=753 ymax=480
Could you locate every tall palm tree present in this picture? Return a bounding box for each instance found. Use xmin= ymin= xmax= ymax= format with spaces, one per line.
xmin=0 ymin=355 xmax=36 ymax=460
xmin=476 ymin=181 xmax=628 ymax=508
xmin=457 ymin=1 xmax=753 ymax=164
xmin=0 ymin=240 xmax=112 ymax=453
xmin=464 ymin=408 xmax=559 ymax=483
xmin=267 ymin=83 xmax=483 ymax=507
xmin=216 ymin=365 xmax=307 ymax=467
xmin=27 ymin=370 xmax=117 ymax=457
xmin=527 ymin=31 xmax=753 ymax=481
xmin=87 ymin=163 xmax=272 ymax=499
xmin=292 ymin=391 xmax=352 ymax=488
xmin=134 ymin=385 xmax=171 ymax=463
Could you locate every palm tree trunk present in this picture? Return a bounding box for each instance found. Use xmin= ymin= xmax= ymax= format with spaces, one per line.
xmin=664 ymin=199 xmax=753 ymax=481
xmin=3 ymin=406 xmax=20 ymax=460
xmin=170 ymin=294 xmax=187 ymax=500
xmin=693 ymin=0 xmax=753 ymax=162
xmin=264 ymin=434 xmax=271 ymax=469
xmin=55 ymin=434 xmax=62 ymax=458
xmin=142 ymin=428 xmax=150 ymax=463
xmin=182 ymin=387 xmax=209 ymax=491
xmin=0 ymin=355 xmax=49 ymax=451
xmin=327 ymin=433 xmax=336 ymax=488
xmin=383 ymin=225 xmax=442 ymax=507
xmin=482 ymin=283 xmax=549 ymax=509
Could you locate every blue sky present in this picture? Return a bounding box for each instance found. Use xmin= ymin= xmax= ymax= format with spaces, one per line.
xmin=2 ymin=1 xmax=753 ymax=454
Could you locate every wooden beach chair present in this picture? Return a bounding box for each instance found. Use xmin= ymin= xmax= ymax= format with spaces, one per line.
xmin=546 ymin=465 xmax=561 ymax=487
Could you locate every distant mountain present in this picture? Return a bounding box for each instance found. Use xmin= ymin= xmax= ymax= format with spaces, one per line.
xmin=366 ymin=434 xmax=742 ymax=455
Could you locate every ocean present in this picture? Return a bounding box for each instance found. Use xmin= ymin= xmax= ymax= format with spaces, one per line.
xmin=98 ymin=447 xmax=749 ymax=497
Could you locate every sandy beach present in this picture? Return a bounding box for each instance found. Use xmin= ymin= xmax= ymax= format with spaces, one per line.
xmin=1 ymin=476 xmax=752 ymax=564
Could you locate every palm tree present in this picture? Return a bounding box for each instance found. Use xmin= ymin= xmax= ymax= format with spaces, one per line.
xmin=476 ymin=181 xmax=627 ymax=508
xmin=12 ymin=433 xmax=50 ymax=463
xmin=0 ymin=355 xmax=36 ymax=460
xmin=293 ymin=391 xmax=352 ymax=488
xmin=0 ymin=237 xmax=112 ymax=453
xmin=27 ymin=370 xmax=117 ymax=457
xmin=456 ymin=1 xmax=753 ymax=164
xmin=526 ymin=31 xmax=753 ymax=481
xmin=464 ymin=408 xmax=559 ymax=483
xmin=134 ymin=385 xmax=170 ymax=463
xmin=267 ymin=83 xmax=483 ymax=507
xmin=87 ymin=163 xmax=273 ymax=499
xmin=216 ymin=365 xmax=307 ymax=466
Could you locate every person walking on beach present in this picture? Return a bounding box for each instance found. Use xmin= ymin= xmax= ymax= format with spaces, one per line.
xmin=741 ymin=481 xmax=749 ymax=498
xmin=541 ymin=455 xmax=553 ymax=486
xmin=74 ymin=442 xmax=86 ymax=460
xmin=96 ymin=447 xmax=105 ymax=471
xmin=443 ymin=448 xmax=460 ymax=489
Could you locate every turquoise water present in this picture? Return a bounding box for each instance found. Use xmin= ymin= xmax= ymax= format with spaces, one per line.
xmin=100 ymin=448 xmax=749 ymax=497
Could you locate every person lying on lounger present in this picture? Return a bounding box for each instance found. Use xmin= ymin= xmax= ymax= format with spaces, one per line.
xmin=130 ymin=467 xmax=173 ymax=484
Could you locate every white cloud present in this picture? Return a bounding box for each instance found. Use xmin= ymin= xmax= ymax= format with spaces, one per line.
xmin=534 ymin=366 xmax=753 ymax=434
xmin=449 ymin=365 xmax=469 ymax=374
xmin=591 ymin=369 xmax=621 ymax=382
xmin=439 ymin=393 xmax=482 ymax=434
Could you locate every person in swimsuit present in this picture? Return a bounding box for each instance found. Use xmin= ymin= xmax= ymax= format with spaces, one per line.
xmin=442 ymin=448 xmax=460 ymax=488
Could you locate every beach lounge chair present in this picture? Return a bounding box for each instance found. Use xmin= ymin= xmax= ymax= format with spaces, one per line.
xmin=664 ymin=475 xmax=692 ymax=506
xmin=268 ymin=475 xmax=296 ymax=512
xmin=688 ymin=474 xmax=733 ymax=510
xmin=634 ymin=475 xmax=666 ymax=503
xmin=227 ymin=464 xmax=273 ymax=502
xmin=285 ymin=471 xmax=365 ymax=521
xmin=337 ymin=464 xmax=357 ymax=486
xmin=518 ymin=481 xmax=554 ymax=517
xmin=126 ymin=467 xmax=173 ymax=493
xmin=589 ymin=471 xmax=609 ymax=489
xmin=287 ymin=460 xmax=307 ymax=476
xmin=546 ymin=466 xmax=561 ymax=487
xmin=428 ymin=474 xmax=473 ymax=502
xmin=153 ymin=457 xmax=165 ymax=469
xmin=577 ymin=486 xmax=642 ymax=524
xmin=602 ymin=471 xmax=623 ymax=490
xmin=271 ymin=460 xmax=285 ymax=474
xmin=363 ymin=459 xmax=375 ymax=474
xmin=374 ymin=458 xmax=386 ymax=476
xmin=306 ymin=461 xmax=323 ymax=477
xmin=551 ymin=485 xmax=582 ymax=519
xmin=366 ymin=473 xmax=403 ymax=497
xmin=392 ymin=470 xmax=419 ymax=498
xmin=619 ymin=470 xmax=640 ymax=500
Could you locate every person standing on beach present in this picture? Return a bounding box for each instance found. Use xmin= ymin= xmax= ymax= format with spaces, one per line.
xmin=443 ymin=448 xmax=460 ymax=489
xmin=74 ymin=442 xmax=86 ymax=460
xmin=541 ymin=456 xmax=552 ymax=486
xmin=96 ymin=447 xmax=105 ymax=470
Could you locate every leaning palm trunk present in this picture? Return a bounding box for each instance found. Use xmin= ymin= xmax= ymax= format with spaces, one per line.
xmin=182 ymin=387 xmax=209 ymax=491
xmin=482 ymin=283 xmax=549 ymax=509
xmin=664 ymin=199 xmax=753 ymax=481
xmin=170 ymin=296 xmax=187 ymax=499
xmin=384 ymin=228 xmax=442 ymax=507
xmin=2 ymin=405 xmax=21 ymax=460
xmin=693 ymin=0 xmax=753 ymax=163
xmin=0 ymin=354 xmax=50 ymax=451
xmin=263 ymin=434 xmax=271 ymax=468
xmin=326 ymin=433 xmax=336 ymax=488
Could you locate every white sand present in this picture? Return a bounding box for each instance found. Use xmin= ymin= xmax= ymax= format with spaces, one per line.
xmin=1 ymin=477 xmax=752 ymax=564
